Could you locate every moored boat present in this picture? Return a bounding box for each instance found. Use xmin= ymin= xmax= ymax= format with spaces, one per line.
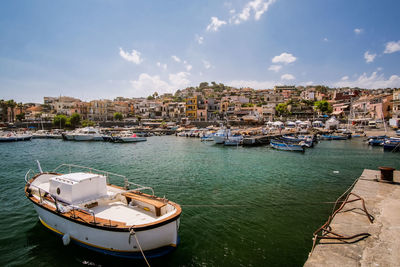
xmin=383 ymin=137 xmax=400 ymax=152
xmin=63 ymin=127 xmax=108 ymax=141
xmin=320 ymin=134 xmax=348 ymax=140
xmin=0 ymin=132 xmax=32 ymax=142
xmin=270 ymin=139 xmax=305 ymax=152
xmin=111 ymin=132 xmax=147 ymax=143
xmin=25 ymin=163 xmax=181 ymax=259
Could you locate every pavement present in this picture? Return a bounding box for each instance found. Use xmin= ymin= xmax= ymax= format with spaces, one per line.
xmin=304 ymin=169 xmax=400 ymax=267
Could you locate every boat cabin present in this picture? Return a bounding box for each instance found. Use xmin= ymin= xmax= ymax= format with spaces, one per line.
xmin=49 ymin=172 xmax=107 ymax=205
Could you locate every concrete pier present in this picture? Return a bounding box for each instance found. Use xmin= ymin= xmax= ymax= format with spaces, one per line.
xmin=304 ymin=169 xmax=400 ymax=267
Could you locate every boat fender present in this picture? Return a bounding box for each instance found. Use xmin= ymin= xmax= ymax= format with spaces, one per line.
xmin=62 ymin=233 xmax=70 ymax=246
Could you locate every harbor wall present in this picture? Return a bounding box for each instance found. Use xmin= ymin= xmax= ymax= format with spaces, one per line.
xmin=304 ymin=169 xmax=400 ymax=267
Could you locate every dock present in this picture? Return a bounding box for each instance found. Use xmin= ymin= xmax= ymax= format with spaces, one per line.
xmin=304 ymin=168 xmax=400 ymax=267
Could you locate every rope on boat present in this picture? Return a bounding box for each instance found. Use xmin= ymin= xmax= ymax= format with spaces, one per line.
xmin=129 ymin=227 xmax=150 ymax=267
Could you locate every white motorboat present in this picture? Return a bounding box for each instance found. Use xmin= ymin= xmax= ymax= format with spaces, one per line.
xmin=25 ymin=163 xmax=181 ymax=259
xmin=111 ymin=132 xmax=147 ymax=143
xmin=32 ymin=130 xmax=49 ymax=139
xmin=64 ymin=127 xmax=106 ymax=141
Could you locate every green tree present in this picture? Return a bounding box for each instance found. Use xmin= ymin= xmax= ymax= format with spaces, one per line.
xmin=114 ymin=112 xmax=123 ymax=121
xmin=65 ymin=118 xmax=72 ymax=128
xmin=53 ymin=114 xmax=68 ymax=128
xmin=147 ymin=95 xmax=155 ymax=100
xmin=199 ymin=82 xmax=209 ymax=88
xmin=81 ymin=119 xmax=96 ymax=127
xmin=16 ymin=113 xmax=25 ymax=121
xmin=314 ymin=100 xmax=333 ymax=114
xmin=69 ymin=113 xmax=81 ymax=127
xmin=0 ymin=100 xmax=8 ymax=122
xmin=275 ymin=103 xmax=290 ymax=116
xmin=241 ymin=103 xmax=255 ymax=107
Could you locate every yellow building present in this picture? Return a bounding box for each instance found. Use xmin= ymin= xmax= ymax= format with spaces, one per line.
xmin=186 ymin=96 xmax=197 ymax=119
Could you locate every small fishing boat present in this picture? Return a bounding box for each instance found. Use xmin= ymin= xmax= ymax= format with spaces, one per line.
xmin=320 ymin=134 xmax=348 ymax=140
xmin=25 ymin=163 xmax=181 ymax=259
xmin=200 ymin=133 xmax=215 ymax=141
xmin=367 ymin=135 xmax=387 ymax=146
xmin=270 ymin=139 xmax=305 ymax=152
xmin=383 ymin=137 xmax=400 ymax=151
xmin=223 ymin=138 xmax=241 ymax=146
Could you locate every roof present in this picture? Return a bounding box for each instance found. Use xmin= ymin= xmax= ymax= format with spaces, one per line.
xmin=56 ymin=172 xmax=101 ymax=183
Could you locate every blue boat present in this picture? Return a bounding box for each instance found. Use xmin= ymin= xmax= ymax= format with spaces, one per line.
xmin=270 ymin=139 xmax=305 ymax=152
xmin=367 ymin=136 xmax=386 ymax=146
xmin=383 ymin=137 xmax=400 ymax=151
xmin=281 ymin=135 xmax=314 ymax=147
xmin=320 ymin=134 xmax=348 ymax=140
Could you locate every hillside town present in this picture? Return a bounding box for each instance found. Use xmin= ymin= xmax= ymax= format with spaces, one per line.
xmin=1 ymin=83 xmax=400 ymax=128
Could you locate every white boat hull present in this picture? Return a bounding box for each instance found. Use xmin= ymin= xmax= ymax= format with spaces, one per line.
xmin=213 ymin=135 xmax=226 ymax=144
xmin=116 ymin=137 xmax=147 ymax=142
xmin=34 ymin=204 xmax=179 ymax=258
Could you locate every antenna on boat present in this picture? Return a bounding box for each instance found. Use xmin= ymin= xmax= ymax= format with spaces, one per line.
xmin=36 ymin=160 xmax=43 ymax=174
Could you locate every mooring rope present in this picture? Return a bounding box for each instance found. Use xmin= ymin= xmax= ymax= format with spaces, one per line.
xmin=129 ymin=227 xmax=150 ymax=267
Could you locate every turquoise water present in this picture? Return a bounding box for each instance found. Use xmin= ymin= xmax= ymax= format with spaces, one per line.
xmin=0 ymin=137 xmax=399 ymax=266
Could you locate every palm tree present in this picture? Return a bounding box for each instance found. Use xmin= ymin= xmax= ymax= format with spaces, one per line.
xmin=0 ymin=100 xmax=7 ymax=122
xmin=6 ymin=100 xmax=16 ymax=122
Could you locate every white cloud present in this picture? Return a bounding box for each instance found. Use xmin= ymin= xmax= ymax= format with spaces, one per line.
xmin=130 ymin=72 xmax=191 ymax=96
xmin=231 ymin=0 xmax=276 ymax=24
xmin=156 ymin=62 xmax=167 ymax=70
xmin=268 ymin=64 xmax=282 ymax=72
xmin=323 ymin=37 xmax=329 ymax=42
xmin=364 ymin=51 xmax=376 ymax=63
xmin=354 ymin=28 xmax=363 ymax=35
xmin=195 ymin=35 xmax=204 ymax=44
xmin=341 ymin=76 xmax=349 ymax=81
xmin=334 ymin=71 xmax=400 ymax=89
xmin=206 ymin=17 xmax=227 ymax=32
xmin=229 ymin=9 xmax=236 ymax=14
xmin=185 ymin=64 xmax=193 ymax=71
xmin=203 ymin=60 xmax=212 ymax=69
xmin=130 ymin=73 xmax=171 ymax=96
xmin=169 ymin=72 xmax=191 ymax=87
xmin=305 ymin=81 xmax=314 ymax=86
xmin=281 ymin=73 xmax=295 ymax=80
xmin=119 ymin=48 xmax=143 ymax=64
xmin=384 ymin=40 xmax=400 ymax=54
xmin=272 ymin=52 xmax=297 ymax=64
xmin=171 ymin=55 xmax=181 ymax=62
xmin=227 ymin=79 xmax=278 ymax=89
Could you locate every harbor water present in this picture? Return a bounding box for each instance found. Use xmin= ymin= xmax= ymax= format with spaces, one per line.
xmin=0 ymin=137 xmax=399 ymax=266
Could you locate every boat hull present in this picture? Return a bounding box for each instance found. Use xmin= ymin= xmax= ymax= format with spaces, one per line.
xmin=113 ymin=137 xmax=147 ymax=143
xmin=270 ymin=141 xmax=305 ymax=152
xmin=33 ymin=204 xmax=179 ymax=258
xmin=213 ymin=135 xmax=226 ymax=144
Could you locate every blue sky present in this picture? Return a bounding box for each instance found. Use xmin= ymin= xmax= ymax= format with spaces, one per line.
xmin=1 ymin=0 xmax=400 ymax=103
